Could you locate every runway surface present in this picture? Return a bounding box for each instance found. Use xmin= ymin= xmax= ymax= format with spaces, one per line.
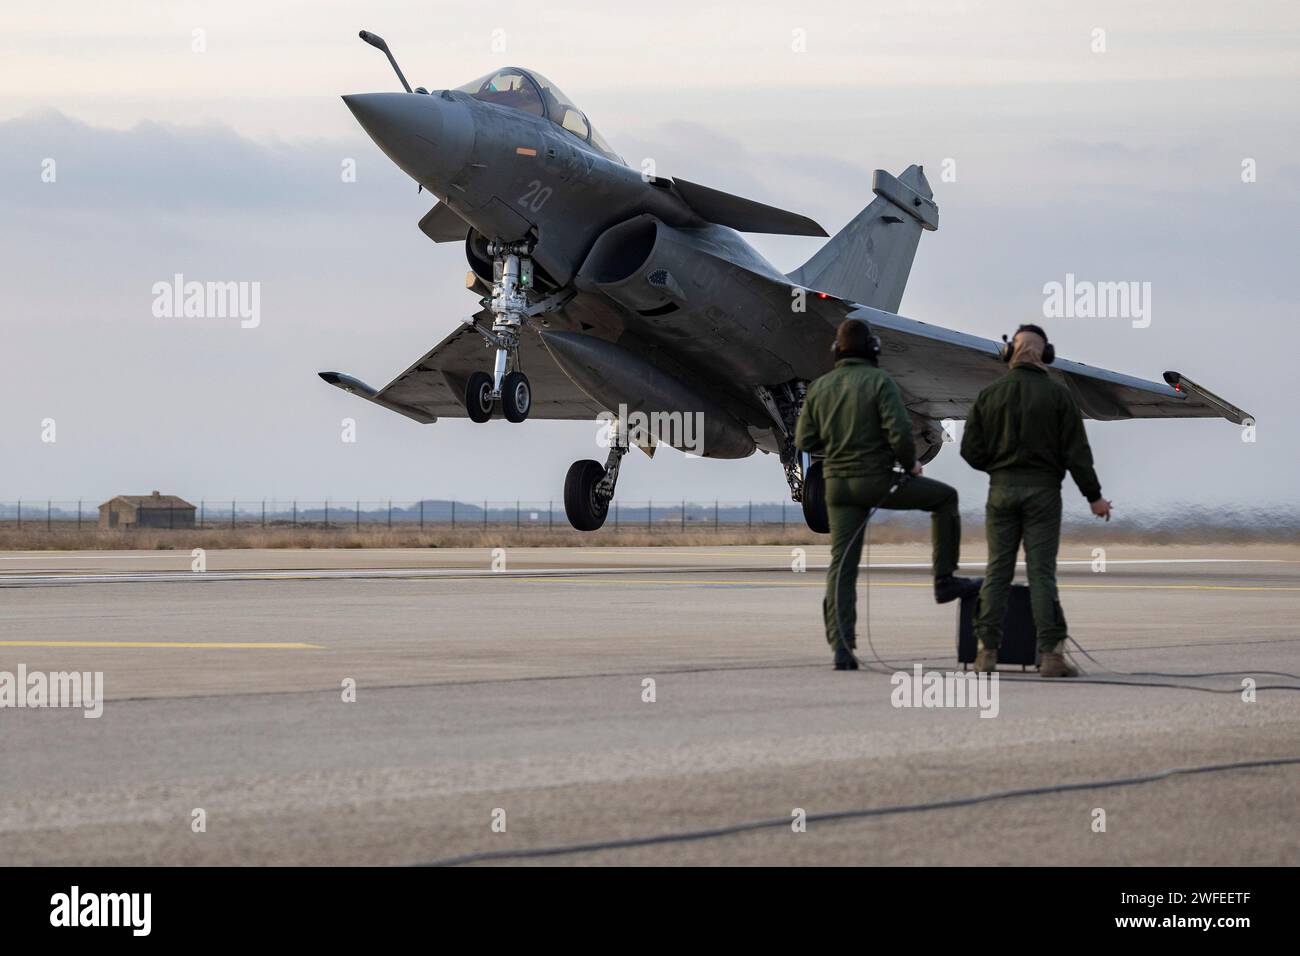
xmin=1 ymin=544 xmax=1297 ymax=865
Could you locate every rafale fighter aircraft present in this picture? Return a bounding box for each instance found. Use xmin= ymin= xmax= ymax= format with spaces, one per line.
xmin=322 ymin=30 xmax=1250 ymax=532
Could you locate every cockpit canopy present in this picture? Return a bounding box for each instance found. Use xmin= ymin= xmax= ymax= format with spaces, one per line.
xmin=456 ymin=68 xmax=622 ymax=164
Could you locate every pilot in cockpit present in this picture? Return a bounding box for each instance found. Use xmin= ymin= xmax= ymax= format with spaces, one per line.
xmin=456 ymin=68 xmax=622 ymax=163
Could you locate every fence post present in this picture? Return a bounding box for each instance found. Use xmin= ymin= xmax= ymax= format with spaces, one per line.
xmin=293 ymin=501 xmax=297 ymax=527
xmin=451 ymin=500 xmax=456 ymax=529
xmin=325 ymin=500 xmax=330 ymax=529
xmin=420 ymin=500 xmax=424 ymax=530
xmin=516 ymin=499 xmax=520 ymax=530
xmin=548 ymin=500 xmax=553 ymax=530
xmin=483 ymin=501 xmax=487 ymax=530
xmin=388 ymin=500 xmax=393 ymax=529
xmin=714 ymin=499 xmax=719 ymax=532
xmin=47 ymin=499 xmax=51 ymax=532
xmin=262 ymin=500 xmax=266 ymax=528
xmin=615 ymin=501 xmax=619 ymax=531
xmin=748 ymin=500 xmax=752 ymax=529
xmin=200 ymin=500 xmax=204 ymax=528
xmin=78 ymin=499 xmax=82 ymax=531
xmin=16 ymin=499 xmax=20 ymax=531
xmin=231 ymin=499 xmax=236 ymax=529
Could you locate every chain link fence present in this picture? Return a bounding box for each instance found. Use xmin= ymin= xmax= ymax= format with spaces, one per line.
xmin=3 ymin=500 xmax=1293 ymax=543
xmin=0 ymin=499 xmax=817 ymax=533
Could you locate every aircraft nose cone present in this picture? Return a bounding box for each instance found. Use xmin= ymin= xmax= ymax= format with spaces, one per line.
xmin=342 ymin=92 xmax=473 ymax=191
xmin=343 ymin=92 xmax=431 ymax=145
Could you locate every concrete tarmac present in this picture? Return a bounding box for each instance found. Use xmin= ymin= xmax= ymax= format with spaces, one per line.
xmin=1 ymin=544 xmax=1297 ymax=865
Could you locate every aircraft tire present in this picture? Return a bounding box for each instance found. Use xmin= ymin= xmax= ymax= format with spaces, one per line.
xmin=564 ymin=459 xmax=610 ymax=531
xmin=465 ymin=371 xmax=494 ymax=423
xmin=502 ymin=371 xmax=531 ymax=423
xmin=801 ymin=460 xmax=829 ymax=533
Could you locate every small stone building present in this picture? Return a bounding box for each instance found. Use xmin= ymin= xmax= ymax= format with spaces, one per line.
xmin=98 ymin=492 xmax=196 ymax=529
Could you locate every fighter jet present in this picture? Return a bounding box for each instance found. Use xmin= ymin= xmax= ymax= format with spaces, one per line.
xmin=322 ymin=30 xmax=1250 ymax=533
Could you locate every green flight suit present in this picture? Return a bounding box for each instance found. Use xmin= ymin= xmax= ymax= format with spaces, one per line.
xmin=795 ymin=357 xmax=961 ymax=652
xmin=959 ymin=364 xmax=1103 ymax=652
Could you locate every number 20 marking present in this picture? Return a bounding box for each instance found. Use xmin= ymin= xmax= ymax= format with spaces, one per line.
xmin=519 ymin=180 xmax=552 ymax=212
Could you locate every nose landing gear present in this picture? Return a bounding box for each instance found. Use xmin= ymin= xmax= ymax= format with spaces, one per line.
xmin=464 ymin=239 xmax=535 ymax=423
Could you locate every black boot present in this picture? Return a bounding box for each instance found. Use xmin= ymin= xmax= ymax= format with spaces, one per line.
xmin=833 ymin=643 xmax=859 ymax=670
xmin=934 ymin=574 xmax=981 ymax=604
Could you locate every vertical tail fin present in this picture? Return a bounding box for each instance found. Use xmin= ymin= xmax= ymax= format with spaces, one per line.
xmin=786 ymin=165 xmax=938 ymax=314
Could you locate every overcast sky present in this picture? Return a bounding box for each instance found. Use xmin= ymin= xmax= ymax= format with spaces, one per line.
xmin=2 ymin=1 xmax=1297 ymax=516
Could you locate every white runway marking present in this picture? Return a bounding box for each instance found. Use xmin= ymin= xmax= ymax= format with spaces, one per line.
xmin=0 ymin=566 xmax=758 ymax=586
xmin=0 ymin=557 xmax=1290 ymax=587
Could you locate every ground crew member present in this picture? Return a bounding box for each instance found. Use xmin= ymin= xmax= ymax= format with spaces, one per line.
xmin=796 ymin=319 xmax=977 ymax=670
xmin=959 ymin=324 xmax=1113 ymax=677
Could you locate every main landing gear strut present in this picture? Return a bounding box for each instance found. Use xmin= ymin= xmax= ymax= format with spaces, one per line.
xmin=465 ymin=240 xmax=533 ymax=424
xmin=766 ymin=380 xmax=828 ymax=534
xmin=564 ymin=430 xmax=628 ymax=531
xmin=780 ymin=441 xmax=827 ymax=534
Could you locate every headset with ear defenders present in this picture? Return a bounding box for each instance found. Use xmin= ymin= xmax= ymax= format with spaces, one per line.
xmin=1000 ymin=324 xmax=1055 ymax=364
xmin=851 ymin=331 xmax=882 ymax=360
xmin=831 ymin=320 xmax=882 ymax=360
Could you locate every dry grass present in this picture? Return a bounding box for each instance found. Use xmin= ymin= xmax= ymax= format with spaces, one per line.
xmin=1 ymin=516 xmax=1294 ymax=551
xmin=0 ymin=524 xmax=839 ymax=551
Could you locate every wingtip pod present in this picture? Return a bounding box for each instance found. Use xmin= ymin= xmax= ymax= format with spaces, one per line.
xmin=318 ymin=370 xmax=437 ymax=424
xmin=319 ymin=370 xmax=374 ymax=397
xmin=1162 ymin=371 xmax=1252 ymax=425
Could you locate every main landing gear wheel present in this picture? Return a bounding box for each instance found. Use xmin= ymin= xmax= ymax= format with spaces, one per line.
xmin=564 ymin=460 xmax=610 ymax=531
xmin=465 ymin=371 xmax=494 ymax=423
xmin=802 ymin=460 xmax=829 ymax=534
xmin=502 ymin=371 xmax=531 ymax=423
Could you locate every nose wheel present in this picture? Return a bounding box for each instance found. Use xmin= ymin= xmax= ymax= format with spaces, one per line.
xmin=465 ymin=371 xmax=494 ymax=423
xmin=502 ymin=370 xmax=531 ymax=423
xmin=464 ymin=369 xmax=531 ymax=422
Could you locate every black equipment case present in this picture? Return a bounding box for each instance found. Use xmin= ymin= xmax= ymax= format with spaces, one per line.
xmin=957 ymin=584 xmax=1041 ymax=669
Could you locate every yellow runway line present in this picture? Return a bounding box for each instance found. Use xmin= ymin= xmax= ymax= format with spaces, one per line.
xmin=0 ymin=640 xmax=322 ymax=649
